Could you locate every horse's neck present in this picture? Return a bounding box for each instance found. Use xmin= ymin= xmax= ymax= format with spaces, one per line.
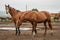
xmin=9 ymin=9 xmax=17 ymax=18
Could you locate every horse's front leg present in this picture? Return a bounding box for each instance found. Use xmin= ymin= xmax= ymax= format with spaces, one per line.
xmin=15 ymin=27 xmax=18 ymax=35
xmin=15 ymin=20 xmax=21 ymax=36
xmin=15 ymin=26 xmax=20 ymax=35
xmin=17 ymin=20 xmax=22 ymax=35
xmin=18 ymin=27 xmax=20 ymax=35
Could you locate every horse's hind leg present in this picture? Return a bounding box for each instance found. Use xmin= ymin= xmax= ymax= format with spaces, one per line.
xmin=31 ymin=22 xmax=37 ymax=35
xmin=48 ymin=20 xmax=53 ymax=35
xmin=44 ymin=21 xmax=47 ymax=36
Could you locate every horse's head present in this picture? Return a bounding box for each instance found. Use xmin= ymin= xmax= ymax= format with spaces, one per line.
xmin=5 ymin=4 xmax=10 ymax=14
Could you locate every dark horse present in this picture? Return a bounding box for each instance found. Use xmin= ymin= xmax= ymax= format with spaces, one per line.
xmin=54 ymin=16 xmax=59 ymax=22
xmin=5 ymin=5 xmax=53 ymax=36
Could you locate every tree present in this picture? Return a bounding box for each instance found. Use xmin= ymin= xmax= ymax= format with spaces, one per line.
xmin=32 ymin=8 xmax=38 ymax=12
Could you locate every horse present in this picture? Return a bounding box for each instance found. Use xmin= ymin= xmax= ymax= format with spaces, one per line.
xmin=54 ymin=13 xmax=60 ymax=22
xmin=5 ymin=5 xmax=53 ymax=36
xmin=20 ymin=11 xmax=53 ymax=36
xmin=54 ymin=16 xmax=59 ymax=22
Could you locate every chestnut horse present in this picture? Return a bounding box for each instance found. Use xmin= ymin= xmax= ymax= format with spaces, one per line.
xmin=5 ymin=5 xmax=53 ymax=36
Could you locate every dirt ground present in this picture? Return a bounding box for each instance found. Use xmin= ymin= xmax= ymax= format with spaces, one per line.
xmin=0 ymin=22 xmax=60 ymax=40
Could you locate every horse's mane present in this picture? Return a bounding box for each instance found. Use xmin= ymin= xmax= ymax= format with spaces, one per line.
xmin=9 ymin=7 xmax=21 ymax=12
xmin=9 ymin=7 xmax=15 ymax=11
xmin=12 ymin=8 xmax=21 ymax=12
xmin=16 ymin=10 xmax=21 ymax=12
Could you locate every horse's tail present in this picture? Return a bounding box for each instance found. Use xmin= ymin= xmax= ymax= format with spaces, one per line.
xmin=45 ymin=11 xmax=52 ymax=30
xmin=48 ymin=19 xmax=52 ymax=30
xmin=43 ymin=11 xmax=52 ymax=30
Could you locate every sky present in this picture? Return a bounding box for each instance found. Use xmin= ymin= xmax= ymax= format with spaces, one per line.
xmin=0 ymin=0 xmax=60 ymax=13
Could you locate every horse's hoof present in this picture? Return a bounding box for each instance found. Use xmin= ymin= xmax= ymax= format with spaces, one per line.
xmin=15 ymin=33 xmax=17 ymax=36
xmin=33 ymin=32 xmax=35 ymax=36
xmin=50 ymin=30 xmax=53 ymax=36
xmin=43 ymin=38 xmax=46 ymax=40
xmin=32 ymin=32 xmax=37 ymax=36
xmin=43 ymin=35 xmax=46 ymax=37
xmin=43 ymin=33 xmax=46 ymax=37
xmin=43 ymin=35 xmax=46 ymax=40
xmin=15 ymin=33 xmax=20 ymax=36
xmin=15 ymin=34 xmax=16 ymax=35
xmin=50 ymin=33 xmax=53 ymax=36
xmin=18 ymin=34 xmax=20 ymax=36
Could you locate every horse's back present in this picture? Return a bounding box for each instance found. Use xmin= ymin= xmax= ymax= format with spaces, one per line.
xmin=21 ymin=11 xmax=37 ymax=21
xmin=21 ymin=11 xmax=47 ymax=22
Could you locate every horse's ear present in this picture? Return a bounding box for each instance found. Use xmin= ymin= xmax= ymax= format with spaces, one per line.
xmin=5 ymin=4 xmax=7 ymax=7
xmin=8 ymin=5 xmax=9 ymax=7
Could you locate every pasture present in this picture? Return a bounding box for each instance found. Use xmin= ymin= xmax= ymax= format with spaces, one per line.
xmin=0 ymin=22 xmax=60 ymax=40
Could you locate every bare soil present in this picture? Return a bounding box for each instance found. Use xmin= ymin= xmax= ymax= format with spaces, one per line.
xmin=0 ymin=22 xmax=60 ymax=40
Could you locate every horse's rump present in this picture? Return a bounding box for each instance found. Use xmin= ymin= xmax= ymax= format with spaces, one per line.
xmin=40 ymin=11 xmax=51 ymax=20
xmin=37 ymin=11 xmax=47 ymax=22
